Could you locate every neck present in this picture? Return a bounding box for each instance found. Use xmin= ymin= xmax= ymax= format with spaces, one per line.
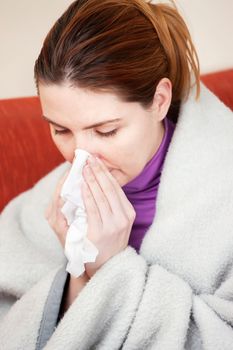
xmin=122 ymin=117 xmax=175 ymax=251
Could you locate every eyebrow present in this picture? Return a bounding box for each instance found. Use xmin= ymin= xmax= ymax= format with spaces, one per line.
xmin=42 ymin=115 xmax=122 ymax=130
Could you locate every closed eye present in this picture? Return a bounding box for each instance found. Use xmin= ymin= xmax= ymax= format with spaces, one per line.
xmin=53 ymin=128 xmax=118 ymax=137
xmin=95 ymin=129 xmax=118 ymax=137
xmin=53 ymin=128 xmax=69 ymax=135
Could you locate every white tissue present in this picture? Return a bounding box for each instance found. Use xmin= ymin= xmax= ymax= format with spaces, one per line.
xmin=60 ymin=149 xmax=99 ymax=278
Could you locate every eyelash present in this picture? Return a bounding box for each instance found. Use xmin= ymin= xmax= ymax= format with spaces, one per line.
xmin=53 ymin=129 xmax=118 ymax=138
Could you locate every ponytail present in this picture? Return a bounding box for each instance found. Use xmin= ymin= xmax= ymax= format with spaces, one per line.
xmin=134 ymin=0 xmax=200 ymax=101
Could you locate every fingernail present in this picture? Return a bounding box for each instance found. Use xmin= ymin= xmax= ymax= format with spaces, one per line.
xmin=84 ymin=165 xmax=91 ymax=175
xmin=88 ymin=155 xmax=97 ymax=165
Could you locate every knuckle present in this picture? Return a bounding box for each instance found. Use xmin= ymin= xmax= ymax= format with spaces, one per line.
xmin=48 ymin=219 xmax=55 ymax=230
xmin=98 ymin=196 xmax=107 ymax=206
xmin=105 ymin=184 xmax=115 ymax=195
xmin=87 ymin=173 xmax=95 ymax=184
xmin=121 ymin=219 xmax=129 ymax=231
xmin=113 ymin=216 xmax=128 ymax=232
xmin=57 ymin=197 xmax=64 ymax=208
xmin=129 ymin=209 xmax=136 ymax=221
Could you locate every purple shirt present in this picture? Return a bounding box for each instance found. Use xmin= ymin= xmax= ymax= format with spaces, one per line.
xmin=122 ymin=118 xmax=175 ymax=252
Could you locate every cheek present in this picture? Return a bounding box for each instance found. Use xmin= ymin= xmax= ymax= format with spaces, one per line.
xmin=108 ymin=151 xmax=141 ymax=185
xmin=112 ymin=138 xmax=147 ymax=181
xmin=50 ymin=133 xmax=74 ymax=163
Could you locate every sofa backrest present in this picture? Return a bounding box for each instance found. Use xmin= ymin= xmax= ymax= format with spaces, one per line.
xmin=201 ymin=69 xmax=233 ymax=110
xmin=0 ymin=97 xmax=64 ymax=212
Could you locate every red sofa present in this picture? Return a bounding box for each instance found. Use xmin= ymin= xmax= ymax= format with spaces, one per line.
xmin=0 ymin=69 xmax=233 ymax=212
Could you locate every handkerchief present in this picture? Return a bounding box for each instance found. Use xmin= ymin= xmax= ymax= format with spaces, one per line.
xmin=60 ymin=149 xmax=99 ymax=277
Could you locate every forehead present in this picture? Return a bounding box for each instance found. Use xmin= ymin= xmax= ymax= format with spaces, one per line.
xmin=38 ymin=83 xmax=147 ymax=127
xmin=40 ymin=84 xmax=123 ymax=121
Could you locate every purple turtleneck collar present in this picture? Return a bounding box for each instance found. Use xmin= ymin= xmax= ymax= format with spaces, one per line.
xmin=122 ymin=117 xmax=175 ymax=252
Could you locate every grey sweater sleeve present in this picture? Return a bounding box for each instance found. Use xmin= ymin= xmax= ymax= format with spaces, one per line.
xmin=36 ymin=266 xmax=68 ymax=350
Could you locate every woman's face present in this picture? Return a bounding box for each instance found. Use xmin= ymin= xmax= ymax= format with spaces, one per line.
xmin=39 ymin=82 xmax=169 ymax=186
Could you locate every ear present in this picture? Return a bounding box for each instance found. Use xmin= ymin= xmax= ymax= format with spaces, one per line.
xmin=152 ymin=78 xmax=172 ymax=122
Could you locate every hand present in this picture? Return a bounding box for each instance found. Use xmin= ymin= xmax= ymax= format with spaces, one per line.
xmin=45 ymin=169 xmax=70 ymax=247
xmin=82 ymin=156 xmax=136 ymax=278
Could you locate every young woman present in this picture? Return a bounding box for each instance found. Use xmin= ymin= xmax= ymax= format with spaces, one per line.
xmin=1 ymin=1 xmax=233 ymax=349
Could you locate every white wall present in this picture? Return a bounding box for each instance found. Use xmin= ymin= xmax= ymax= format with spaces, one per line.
xmin=175 ymin=0 xmax=233 ymax=72
xmin=0 ymin=0 xmax=232 ymax=99
xmin=0 ymin=0 xmax=71 ymax=99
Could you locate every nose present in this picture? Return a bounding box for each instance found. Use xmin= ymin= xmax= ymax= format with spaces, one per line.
xmin=73 ymin=134 xmax=99 ymax=158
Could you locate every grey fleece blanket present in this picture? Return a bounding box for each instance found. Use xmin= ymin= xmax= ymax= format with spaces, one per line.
xmin=0 ymin=85 xmax=233 ymax=350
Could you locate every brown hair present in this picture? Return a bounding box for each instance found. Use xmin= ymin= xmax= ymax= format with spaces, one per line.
xmin=34 ymin=0 xmax=200 ymax=121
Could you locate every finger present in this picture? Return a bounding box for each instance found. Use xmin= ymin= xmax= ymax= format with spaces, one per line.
xmin=88 ymin=157 xmax=135 ymax=218
xmin=81 ymin=180 xmax=102 ymax=225
xmin=83 ymin=164 xmax=112 ymax=219
xmin=55 ymin=168 xmax=70 ymax=198
xmin=56 ymin=203 xmax=69 ymax=229
xmin=56 ymin=196 xmax=65 ymax=212
xmin=46 ymin=168 xmax=70 ymax=221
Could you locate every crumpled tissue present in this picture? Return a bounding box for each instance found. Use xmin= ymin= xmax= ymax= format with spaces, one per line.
xmin=60 ymin=149 xmax=99 ymax=278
